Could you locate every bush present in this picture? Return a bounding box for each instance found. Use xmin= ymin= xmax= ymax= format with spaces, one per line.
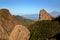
xmin=28 ymin=20 xmax=60 ymax=40
xmin=52 ymin=16 xmax=60 ymax=24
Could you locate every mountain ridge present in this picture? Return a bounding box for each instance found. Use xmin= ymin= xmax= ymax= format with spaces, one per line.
xmin=21 ymin=11 xmax=60 ymax=20
xmin=14 ymin=15 xmax=34 ymax=26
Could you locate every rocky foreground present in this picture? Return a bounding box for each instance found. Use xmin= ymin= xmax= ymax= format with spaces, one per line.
xmin=0 ymin=9 xmax=30 ymax=40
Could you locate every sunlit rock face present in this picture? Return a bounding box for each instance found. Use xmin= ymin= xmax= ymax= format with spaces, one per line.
xmin=9 ymin=25 xmax=30 ymax=40
xmin=39 ymin=9 xmax=54 ymax=21
xmin=0 ymin=9 xmax=19 ymax=34
xmin=0 ymin=25 xmax=8 ymax=40
xmin=0 ymin=9 xmax=19 ymax=40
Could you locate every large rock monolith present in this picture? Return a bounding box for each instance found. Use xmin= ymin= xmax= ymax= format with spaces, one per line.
xmin=39 ymin=9 xmax=54 ymax=21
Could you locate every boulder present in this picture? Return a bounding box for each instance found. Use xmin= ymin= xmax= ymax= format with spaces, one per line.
xmin=9 ymin=25 xmax=30 ymax=40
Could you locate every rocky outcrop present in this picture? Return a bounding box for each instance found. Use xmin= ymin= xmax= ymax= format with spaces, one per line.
xmin=0 ymin=9 xmax=30 ymax=40
xmin=0 ymin=9 xmax=19 ymax=40
xmin=0 ymin=9 xmax=19 ymax=34
xmin=9 ymin=25 xmax=30 ymax=40
xmin=0 ymin=25 xmax=8 ymax=40
xmin=39 ymin=9 xmax=54 ymax=21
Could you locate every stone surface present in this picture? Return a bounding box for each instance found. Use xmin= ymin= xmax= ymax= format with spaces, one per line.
xmin=0 ymin=9 xmax=19 ymax=40
xmin=39 ymin=9 xmax=54 ymax=21
xmin=0 ymin=9 xmax=19 ymax=34
xmin=0 ymin=25 xmax=8 ymax=40
xmin=9 ymin=25 xmax=30 ymax=40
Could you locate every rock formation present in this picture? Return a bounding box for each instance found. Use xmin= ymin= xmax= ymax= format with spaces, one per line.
xmin=0 ymin=9 xmax=30 ymax=40
xmin=0 ymin=9 xmax=19 ymax=40
xmin=9 ymin=25 xmax=30 ymax=40
xmin=0 ymin=25 xmax=8 ymax=40
xmin=39 ymin=9 xmax=54 ymax=21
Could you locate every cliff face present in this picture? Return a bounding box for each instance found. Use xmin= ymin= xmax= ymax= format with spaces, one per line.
xmin=0 ymin=9 xmax=30 ymax=40
xmin=39 ymin=9 xmax=54 ymax=21
xmin=0 ymin=9 xmax=19 ymax=34
xmin=0 ymin=25 xmax=8 ymax=40
xmin=0 ymin=9 xmax=19 ymax=40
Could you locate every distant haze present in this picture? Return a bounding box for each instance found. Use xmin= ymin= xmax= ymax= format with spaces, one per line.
xmin=50 ymin=11 xmax=60 ymax=17
xmin=22 ymin=14 xmax=39 ymax=20
xmin=22 ymin=11 xmax=60 ymax=20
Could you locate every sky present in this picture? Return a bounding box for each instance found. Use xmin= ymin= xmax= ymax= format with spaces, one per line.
xmin=0 ymin=0 xmax=60 ymax=15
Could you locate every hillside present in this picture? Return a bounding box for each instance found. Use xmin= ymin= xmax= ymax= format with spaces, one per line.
xmin=14 ymin=15 xmax=34 ymax=26
xmin=1 ymin=8 xmax=60 ymax=40
xmin=28 ymin=20 xmax=60 ymax=40
xmin=0 ymin=9 xmax=33 ymax=40
xmin=22 ymin=14 xmax=39 ymax=20
xmin=0 ymin=9 xmax=19 ymax=40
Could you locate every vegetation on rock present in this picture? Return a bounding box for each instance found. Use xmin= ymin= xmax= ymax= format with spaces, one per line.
xmin=52 ymin=15 xmax=60 ymax=24
xmin=28 ymin=20 xmax=60 ymax=40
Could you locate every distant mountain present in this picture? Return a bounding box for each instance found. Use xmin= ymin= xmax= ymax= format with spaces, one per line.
xmin=22 ymin=11 xmax=60 ymax=20
xmin=22 ymin=14 xmax=39 ymax=20
xmin=14 ymin=15 xmax=34 ymax=26
xmin=50 ymin=11 xmax=60 ymax=17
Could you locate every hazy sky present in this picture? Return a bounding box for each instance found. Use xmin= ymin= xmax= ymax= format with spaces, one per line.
xmin=0 ymin=0 xmax=60 ymax=15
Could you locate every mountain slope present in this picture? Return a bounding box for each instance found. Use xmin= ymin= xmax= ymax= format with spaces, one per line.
xmin=14 ymin=15 xmax=34 ymax=26
xmin=0 ymin=25 xmax=8 ymax=40
xmin=0 ymin=9 xmax=19 ymax=40
xmin=28 ymin=20 xmax=60 ymax=40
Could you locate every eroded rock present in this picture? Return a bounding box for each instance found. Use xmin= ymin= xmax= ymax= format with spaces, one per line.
xmin=9 ymin=25 xmax=30 ymax=40
xmin=39 ymin=9 xmax=54 ymax=21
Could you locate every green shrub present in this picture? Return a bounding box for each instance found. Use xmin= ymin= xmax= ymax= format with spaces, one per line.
xmin=52 ymin=15 xmax=60 ymax=24
xmin=28 ymin=20 xmax=60 ymax=40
